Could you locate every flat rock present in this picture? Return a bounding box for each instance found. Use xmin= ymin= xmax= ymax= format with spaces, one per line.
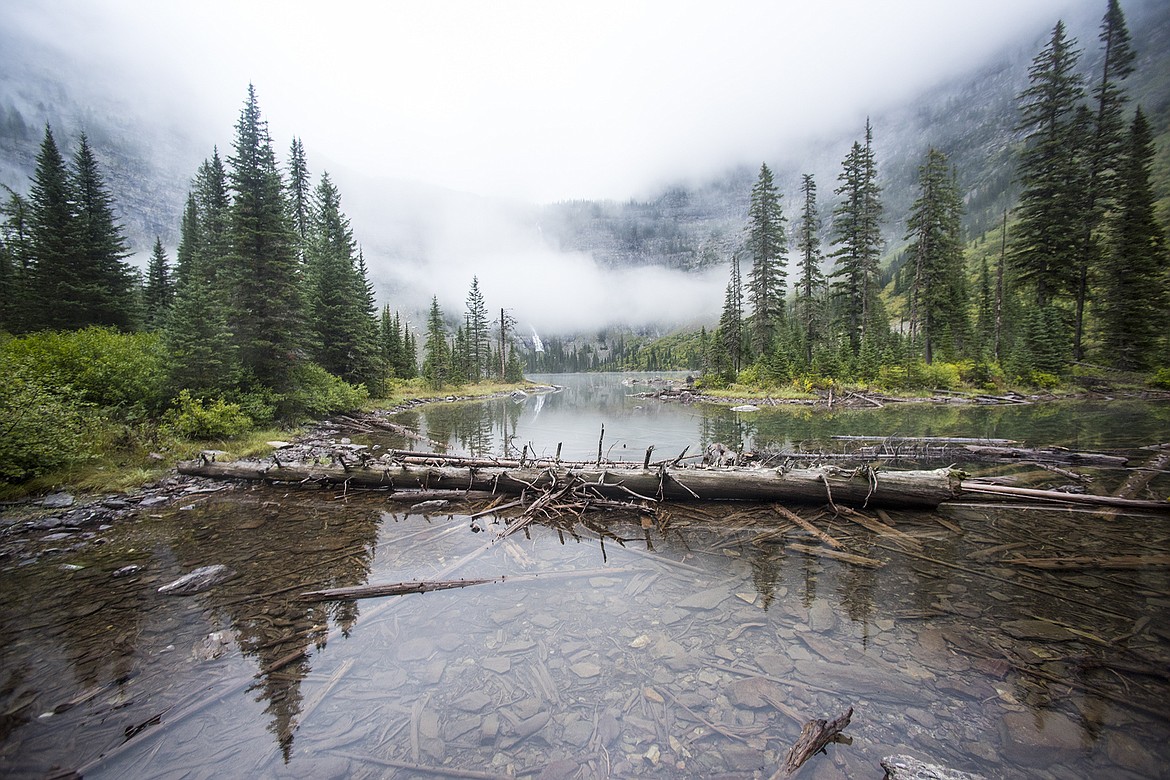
xmin=483 ymin=656 xmax=512 ymax=674
xmin=677 ymin=587 xmax=730 ymax=610
xmin=395 ymin=637 xmax=435 ymax=662
xmin=157 ymin=564 xmax=235 ymax=595
xmin=41 ymin=492 xmax=75 ymax=509
xmin=570 ymin=661 xmax=601 ymax=678
xmin=999 ymin=710 xmax=1083 ymax=766
xmin=726 ymin=677 xmax=785 ymax=709
xmin=881 ymin=754 xmax=987 ymax=779
xmin=454 ymin=691 xmax=493 ymax=712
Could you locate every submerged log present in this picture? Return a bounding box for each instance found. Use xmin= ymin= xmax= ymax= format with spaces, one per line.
xmin=776 ymin=706 xmax=853 ymax=777
xmin=959 ymin=482 xmax=1170 ymax=512
xmin=177 ymin=459 xmax=963 ymax=509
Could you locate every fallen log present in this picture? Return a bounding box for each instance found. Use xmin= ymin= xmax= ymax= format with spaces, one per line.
xmin=300 ymin=577 xmax=502 ymax=601
xmin=958 ymin=482 xmax=1170 ymax=512
xmin=774 ymin=706 xmax=853 ymax=778
xmin=177 ymin=460 xmax=963 ymax=509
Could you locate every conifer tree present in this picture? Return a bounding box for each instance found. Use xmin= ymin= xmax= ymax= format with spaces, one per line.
xmin=1072 ymin=0 xmax=1137 ymax=359
xmin=465 ymin=276 xmax=491 ymax=382
xmin=1010 ymin=21 xmax=1088 ymax=311
xmin=25 ymin=126 xmax=77 ymax=331
xmin=286 ymin=137 xmax=311 ymax=259
xmin=225 ymin=85 xmax=304 ymax=393
xmin=70 ymin=133 xmax=136 ymax=329
xmin=304 ymin=172 xmax=375 ymax=384
xmin=1097 ymin=109 xmax=1167 ymax=370
xmin=423 ymin=296 xmax=449 ymax=389
xmin=830 ymin=120 xmax=884 ymax=353
xmin=0 ymin=188 xmax=30 ymax=331
xmin=715 ymin=253 xmax=744 ymax=378
xmin=905 ymin=148 xmax=967 ymax=363
xmin=794 ymin=174 xmax=825 ymax=364
xmin=143 ymin=237 xmax=174 ymax=329
xmin=194 ymin=150 xmax=231 ymax=284
xmin=746 ymin=163 xmax=787 ymax=353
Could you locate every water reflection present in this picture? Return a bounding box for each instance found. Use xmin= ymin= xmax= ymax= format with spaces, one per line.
xmin=393 ymin=374 xmax=1170 ymax=462
xmin=3 ymin=377 xmax=1170 ymax=778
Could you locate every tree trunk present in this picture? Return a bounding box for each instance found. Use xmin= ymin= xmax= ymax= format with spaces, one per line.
xmin=178 ymin=460 xmax=963 ymax=509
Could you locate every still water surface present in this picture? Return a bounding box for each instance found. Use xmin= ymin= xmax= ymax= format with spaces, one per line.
xmin=2 ymin=373 xmax=1168 ymax=779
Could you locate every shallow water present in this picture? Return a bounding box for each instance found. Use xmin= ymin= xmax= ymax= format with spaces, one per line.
xmin=2 ymin=375 xmax=1169 ymax=779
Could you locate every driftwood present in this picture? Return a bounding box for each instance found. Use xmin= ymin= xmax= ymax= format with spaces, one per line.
xmin=300 ymin=577 xmax=502 ymax=601
xmin=1002 ymin=553 xmax=1170 ymax=570
xmin=774 ymin=706 xmax=853 ymax=778
xmin=177 ymin=459 xmax=963 ymax=509
xmin=959 ymin=482 xmax=1170 ymax=512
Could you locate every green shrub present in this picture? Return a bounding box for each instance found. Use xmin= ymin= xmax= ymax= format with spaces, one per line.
xmin=1152 ymin=368 xmax=1170 ymax=389
xmin=276 ymin=362 xmax=369 ymax=420
xmin=1 ymin=327 xmax=167 ymax=414
xmin=0 ymin=361 xmax=96 ymax=481
xmin=162 ymin=390 xmax=253 ymax=440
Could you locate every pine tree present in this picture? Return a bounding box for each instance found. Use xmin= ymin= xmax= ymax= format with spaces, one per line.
xmin=286 ymin=137 xmax=311 ymax=260
xmin=746 ymin=163 xmax=787 ymax=353
xmin=225 ymin=85 xmax=304 ymax=393
xmin=304 ymin=171 xmax=374 ymax=384
xmin=1097 ymin=109 xmax=1167 ymax=370
xmin=25 ymin=126 xmax=77 ymax=331
xmin=830 ymin=120 xmax=884 ymax=353
xmin=1010 ymin=21 xmax=1088 ymax=311
xmin=0 ymin=188 xmax=31 ymax=331
xmin=465 ymin=276 xmax=491 ymax=382
xmin=905 ymin=148 xmax=967 ymax=363
xmin=70 ymin=133 xmax=136 ymax=329
xmin=1072 ymin=0 xmax=1138 ymax=360
xmin=143 ymin=237 xmax=174 ymax=329
xmin=194 ymin=149 xmax=231 ymax=284
xmin=715 ymin=253 xmax=744 ymax=378
xmin=423 ymin=296 xmax=449 ymax=389
xmin=794 ymin=173 xmax=825 ymax=364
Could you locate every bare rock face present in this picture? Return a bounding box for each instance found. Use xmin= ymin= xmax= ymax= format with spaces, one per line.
xmin=157 ymin=564 xmax=235 ymax=595
xmin=881 ymin=754 xmax=988 ymax=780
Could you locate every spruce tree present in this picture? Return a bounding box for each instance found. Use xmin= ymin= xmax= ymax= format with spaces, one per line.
xmin=194 ymin=150 xmax=231 ymax=285
xmin=465 ymin=276 xmax=490 ymax=382
xmin=904 ymin=148 xmax=967 ymax=363
xmin=25 ymin=126 xmax=77 ymax=331
xmin=829 ymin=120 xmax=884 ymax=354
xmin=715 ymin=253 xmax=744 ymax=378
xmin=225 ymin=85 xmax=304 ymax=393
xmin=1097 ymin=109 xmax=1167 ymax=370
xmin=0 ymin=188 xmax=30 ymax=331
xmin=143 ymin=236 xmax=174 ymax=330
xmin=794 ymin=173 xmax=825 ymax=365
xmin=1072 ymin=0 xmax=1137 ymax=359
xmin=304 ymin=172 xmax=375 ymax=384
xmin=1010 ymin=21 xmax=1088 ymax=310
xmin=423 ymin=296 xmax=449 ymax=389
xmin=286 ymin=137 xmax=311 ymax=259
xmin=745 ymin=163 xmax=787 ymax=354
xmin=70 ymin=133 xmax=136 ymax=329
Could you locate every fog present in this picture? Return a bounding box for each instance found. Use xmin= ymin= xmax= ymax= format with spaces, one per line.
xmin=2 ymin=0 xmax=1104 ymax=334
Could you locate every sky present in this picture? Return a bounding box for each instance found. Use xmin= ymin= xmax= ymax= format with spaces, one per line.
xmin=4 ymin=0 xmax=1103 ymax=333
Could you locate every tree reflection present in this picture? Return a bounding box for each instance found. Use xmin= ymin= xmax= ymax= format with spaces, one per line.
xmin=169 ymin=494 xmax=380 ymax=761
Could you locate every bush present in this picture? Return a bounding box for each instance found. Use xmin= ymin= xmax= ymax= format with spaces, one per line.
xmin=275 ymin=362 xmax=369 ymax=420
xmin=162 ymin=390 xmax=253 ymax=440
xmin=1 ymin=328 xmax=167 ymax=414
xmin=0 ymin=361 xmax=96 ymax=481
xmin=1152 ymin=368 xmax=1170 ymax=389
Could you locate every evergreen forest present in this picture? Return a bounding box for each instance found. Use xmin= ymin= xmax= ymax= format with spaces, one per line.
xmin=0 ymin=0 xmax=1167 ymax=486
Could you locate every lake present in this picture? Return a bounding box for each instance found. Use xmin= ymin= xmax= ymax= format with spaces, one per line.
xmin=2 ymin=373 xmax=1168 ymax=779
